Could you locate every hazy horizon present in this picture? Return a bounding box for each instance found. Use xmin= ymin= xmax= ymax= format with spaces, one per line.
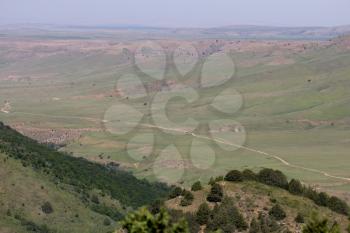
xmin=1 ymin=0 xmax=350 ymax=28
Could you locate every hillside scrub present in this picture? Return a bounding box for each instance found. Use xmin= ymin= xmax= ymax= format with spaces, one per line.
xmin=0 ymin=122 xmax=170 ymax=209
xmin=222 ymin=168 xmax=350 ymax=216
xmin=120 ymin=207 xmax=189 ymax=233
xmin=302 ymin=214 xmax=341 ymax=233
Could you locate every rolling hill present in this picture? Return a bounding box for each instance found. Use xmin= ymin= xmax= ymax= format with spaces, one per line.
xmin=0 ymin=122 xmax=170 ymax=233
xmin=1 ymin=123 xmax=349 ymax=232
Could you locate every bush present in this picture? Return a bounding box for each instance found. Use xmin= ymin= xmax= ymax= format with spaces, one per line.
xmin=317 ymin=192 xmax=329 ymax=207
xmin=207 ymin=183 xmax=223 ymax=203
xmin=258 ymin=213 xmax=281 ymax=232
xmin=304 ymin=187 xmax=320 ymax=204
xmin=183 ymin=213 xmax=200 ymax=233
xmin=180 ymin=191 xmax=194 ymax=206
xmin=169 ymin=186 xmax=183 ymax=199
xmin=269 ymin=204 xmax=286 ymax=220
xmin=191 ymin=181 xmax=202 ymax=191
xmin=288 ymin=179 xmax=304 ymax=195
xmin=180 ymin=198 xmax=192 ymax=207
xmin=148 ymin=199 xmax=163 ymax=215
xmin=168 ymin=209 xmax=200 ymax=233
xmin=215 ymin=176 xmax=224 ymax=182
xmin=120 ymin=207 xmax=189 ymax=233
xmin=258 ymin=168 xmax=288 ymax=189
xmin=41 ymin=202 xmax=53 ymax=214
xmin=206 ymin=193 xmax=223 ymax=203
xmin=208 ymin=177 xmax=216 ymax=185
xmin=327 ymin=196 xmax=349 ymax=215
xmin=196 ymin=203 xmax=211 ymax=225
xmin=295 ymin=213 xmax=305 ymax=223
xmin=302 ymin=214 xmax=340 ymax=233
xmin=211 ymin=183 xmax=223 ymax=196
xmin=224 ymin=170 xmax=243 ymax=182
xmin=242 ymin=169 xmax=257 ymax=181
xmin=206 ymin=197 xmax=247 ymax=232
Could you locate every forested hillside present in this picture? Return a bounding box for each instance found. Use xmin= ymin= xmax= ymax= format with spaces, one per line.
xmin=0 ymin=122 xmax=170 ymax=233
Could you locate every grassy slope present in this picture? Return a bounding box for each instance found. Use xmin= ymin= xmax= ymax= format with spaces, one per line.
xmin=0 ymin=123 xmax=170 ymax=232
xmin=0 ymin=152 xmax=115 ymax=233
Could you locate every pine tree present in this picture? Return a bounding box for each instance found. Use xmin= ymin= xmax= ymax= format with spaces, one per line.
xmin=208 ymin=177 xmax=216 ymax=185
xmin=196 ymin=203 xmax=211 ymax=225
xmin=207 ymin=183 xmax=223 ymax=203
xmin=191 ymin=181 xmax=202 ymax=191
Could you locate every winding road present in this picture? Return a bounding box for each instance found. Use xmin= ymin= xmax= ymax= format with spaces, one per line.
xmin=5 ymin=111 xmax=350 ymax=182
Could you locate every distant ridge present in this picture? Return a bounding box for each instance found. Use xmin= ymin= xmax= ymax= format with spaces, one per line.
xmin=1 ymin=23 xmax=350 ymax=40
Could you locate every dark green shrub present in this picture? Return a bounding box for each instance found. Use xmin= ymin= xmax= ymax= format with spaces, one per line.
xmin=258 ymin=168 xmax=288 ymax=189
xmin=206 ymin=193 xmax=222 ymax=203
xmin=295 ymin=213 xmax=305 ymax=223
xmin=208 ymin=177 xmax=216 ymax=185
xmin=91 ymin=194 xmax=100 ymax=204
xmin=327 ymin=196 xmax=349 ymax=215
xmin=269 ymin=204 xmax=286 ymax=220
xmin=168 ymin=209 xmax=200 ymax=233
xmin=317 ymin=192 xmax=329 ymax=207
xmin=120 ymin=207 xmax=189 ymax=233
xmin=207 ymin=183 xmax=223 ymax=203
xmin=180 ymin=191 xmax=194 ymax=206
xmin=242 ymin=169 xmax=257 ymax=181
xmin=302 ymin=214 xmax=340 ymax=233
xmin=224 ymin=170 xmax=243 ymax=182
xmin=206 ymin=197 xmax=247 ymax=232
xmin=191 ymin=181 xmax=202 ymax=191
xmin=215 ymin=176 xmax=224 ymax=182
xmin=148 ymin=199 xmax=163 ymax=215
xmin=196 ymin=203 xmax=211 ymax=225
xmin=288 ymin=179 xmax=304 ymax=195
xmin=41 ymin=202 xmax=53 ymax=214
xmin=169 ymin=186 xmax=183 ymax=199
xmin=258 ymin=213 xmax=282 ymax=233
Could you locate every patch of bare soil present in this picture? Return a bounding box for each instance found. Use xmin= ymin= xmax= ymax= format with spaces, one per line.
xmin=0 ymin=101 xmax=11 ymax=114
xmin=10 ymin=123 xmax=100 ymax=145
xmin=153 ymin=159 xmax=192 ymax=169
xmin=293 ymin=118 xmax=349 ymax=128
